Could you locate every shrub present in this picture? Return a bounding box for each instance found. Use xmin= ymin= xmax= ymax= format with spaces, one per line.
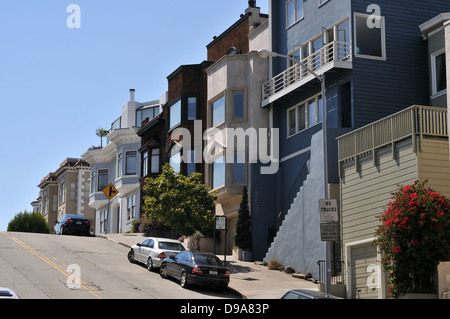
xmin=374 ymin=181 xmax=450 ymax=298
xmin=7 ymin=211 xmax=50 ymax=234
xmin=268 ymin=258 xmax=283 ymax=270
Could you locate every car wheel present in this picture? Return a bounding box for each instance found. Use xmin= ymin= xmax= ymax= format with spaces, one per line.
xmin=160 ymin=264 xmax=168 ymax=278
xmin=180 ymin=271 xmax=189 ymax=288
xmin=127 ymin=250 xmax=135 ymax=263
xmin=146 ymin=257 xmax=154 ymax=271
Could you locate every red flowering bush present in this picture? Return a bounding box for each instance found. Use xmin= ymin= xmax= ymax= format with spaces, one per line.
xmin=374 ymin=181 xmax=450 ymax=298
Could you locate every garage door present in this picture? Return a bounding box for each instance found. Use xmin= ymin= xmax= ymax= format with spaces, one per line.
xmin=350 ymin=243 xmax=379 ymax=299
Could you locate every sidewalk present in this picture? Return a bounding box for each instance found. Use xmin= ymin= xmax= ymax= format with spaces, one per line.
xmin=98 ymin=233 xmax=319 ymax=299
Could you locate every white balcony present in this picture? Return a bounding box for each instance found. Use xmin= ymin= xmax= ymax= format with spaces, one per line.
xmin=261 ymin=41 xmax=352 ymax=107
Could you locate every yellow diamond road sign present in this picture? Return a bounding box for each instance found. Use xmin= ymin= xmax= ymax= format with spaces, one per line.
xmin=103 ymin=184 xmax=118 ymax=200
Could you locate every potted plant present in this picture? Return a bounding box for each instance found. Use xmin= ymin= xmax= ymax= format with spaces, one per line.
xmin=234 ymin=187 xmax=253 ymax=261
xmin=374 ymin=181 xmax=450 ymax=298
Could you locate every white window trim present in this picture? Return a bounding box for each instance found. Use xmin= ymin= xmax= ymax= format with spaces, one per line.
xmin=431 ymin=48 xmax=447 ymax=98
xmin=318 ymin=0 xmax=329 ymax=8
xmin=286 ymin=93 xmax=322 ymax=138
xmin=353 ymin=12 xmax=387 ymax=61
xmin=210 ymin=93 xmax=226 ymax=128
xmin=286 ymin=0 xmax=304 ymax=29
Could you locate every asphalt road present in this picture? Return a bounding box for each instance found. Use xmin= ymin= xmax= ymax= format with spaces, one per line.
xmin=0 ymin=231 xmax=238 ymax=299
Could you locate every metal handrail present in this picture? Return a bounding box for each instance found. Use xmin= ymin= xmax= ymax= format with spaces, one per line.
xmin=262 ymin=41 xmax=352 ymax=100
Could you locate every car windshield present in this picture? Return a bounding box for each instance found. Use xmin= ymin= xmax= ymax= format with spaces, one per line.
xmin=193 ymin=254 xmax=223 ymax=266
xmin=158 ymin=242 xmax=185 ymax=251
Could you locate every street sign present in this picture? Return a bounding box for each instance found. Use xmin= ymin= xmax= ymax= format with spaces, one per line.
xmin=102 ymin=184 xmax=118 ymax=200
xmin=320 ymin=223 xmax=339 ymax=242
xmin=215 ymin=216 xmax=227 ymax=231
xmin=319 ymin=199 xmax=338 ymax=223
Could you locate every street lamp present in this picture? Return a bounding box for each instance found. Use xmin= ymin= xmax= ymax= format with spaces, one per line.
xmin=258 ymin=48 xmax=331 ymax=294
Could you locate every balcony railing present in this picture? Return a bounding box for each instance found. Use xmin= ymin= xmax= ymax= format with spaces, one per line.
xmin=262 ymin=41 xmax=352 ymax=104
xmin=337 ymin=105 xmax=448 ymax=163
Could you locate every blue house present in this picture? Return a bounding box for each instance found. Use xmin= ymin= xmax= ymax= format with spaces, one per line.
xmin=253 ymin=0 xmax=450 ymax=279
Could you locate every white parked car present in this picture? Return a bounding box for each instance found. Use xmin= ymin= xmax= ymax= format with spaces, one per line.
xmin=0 ymin=288 xmax=20 ymax=299
xmin=127 ymin=237 xmax=185 ymax=271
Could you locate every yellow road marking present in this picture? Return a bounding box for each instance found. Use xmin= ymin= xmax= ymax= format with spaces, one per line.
xmin=0 ymin=232 xmax=102 ymax=299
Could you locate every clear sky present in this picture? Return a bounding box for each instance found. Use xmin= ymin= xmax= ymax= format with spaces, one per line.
xmin=0 ymin=0 xmax=269 ymax=231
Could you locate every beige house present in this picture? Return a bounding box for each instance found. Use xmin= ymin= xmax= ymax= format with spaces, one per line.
xmin=205 ymin=8 xmax=269 ymax=255
xmin=36 ymin=158 xmax=95 ymax=233
xmin=337 ymin=105 xmax=449 ymax=299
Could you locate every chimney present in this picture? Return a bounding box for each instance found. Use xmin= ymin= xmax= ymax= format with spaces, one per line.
xmin=249 ymin=0 xmax=256 ymax=7
xmin=129 ymin=89 xmax=135 ymax=102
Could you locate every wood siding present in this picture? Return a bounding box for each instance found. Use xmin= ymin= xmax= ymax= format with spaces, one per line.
xmin=418 ymin=137 xmax=450 ymax=198
xmin=340 ymin=138 xmax=418 ymax=245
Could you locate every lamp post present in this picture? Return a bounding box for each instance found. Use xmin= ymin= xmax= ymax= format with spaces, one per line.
xmin=258 ymin=49 xmax=331 ymax=294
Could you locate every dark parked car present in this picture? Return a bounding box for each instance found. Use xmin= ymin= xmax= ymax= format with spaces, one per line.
xmin=53 ymin=214 xmax=91 ymax=236
xmin=160 ymin=251 xmax=230 ymax=289
xmin=281 ymin=289 xmax=343 ymax=299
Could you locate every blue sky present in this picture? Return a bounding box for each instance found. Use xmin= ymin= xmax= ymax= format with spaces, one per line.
xmin=0 ymin=0 xmax=269 ymax=231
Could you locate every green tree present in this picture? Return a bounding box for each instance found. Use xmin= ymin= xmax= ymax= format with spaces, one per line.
xmin=142 ymin=164 xmax=217 ymax=237
xmin=374 ymin=181 xmax=450 ymax=298
xmin=7 ymin=211 xmax=50 ymax=234
xmin=234 ymin=186 xmax=252 ymax=251
xmin=96 ymin=128 xmax=109 ymax=147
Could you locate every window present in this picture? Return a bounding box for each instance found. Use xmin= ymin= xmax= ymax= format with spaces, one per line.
xmin=187 ymin=150 xmax=197 ymax=176
xmin=91 ymin=170 xmax=96 ymax=193
xmin=52 ymin=195 xmax=57 ymax=212
xmin=233 ymin=91 xmax=244 ymax=120
xmin=98 ymin=169 xmax=109 ymax=192
xmin=170 ymin=100 xmax=181 ymax=130
xmin=125 ymin=151 xmax=137 ymax=175
xmin=136 ymin=105 xmax=160 ymax=126
xmin=127 ymin=194 xmax=136 ymax=220
xmin=286 ymin=0 xmax=304 ymax=27
xmin=288 ymin=108 xmax=297 ymax=136
xmin=70 ymin=182 xmax=76 ymax=201
xmin=212 ymin=96 xmax=225 ymax=127
xmin=287 ymin=94 xmax=322 ymax=137
xmin=142 ymin=151 xmax=148 ymax=177
xmin=151 ymin=148 xmax=160 ymax=174
xmin=212 ymin=155 xmax=225 ymax=189
xmin=354 ymin=13 xmax=386 ymax=59
xmin=170 ymin=151 xmax=181 ymax=173
xmin=308 ymin=99 xmax=317 ymax=126
xmin=117 ymin=153 xmax=123 ymax=177
xmin=432 ymin=49 xmax=447 ymax=96
xmin=100 ymin=209 xmax=108 ymax=233
xmin=298 ymin=103 xmax=306 ymax=131
xmin=318 ymin=0 xmax=329 ymax=6
xmin=233 ymin=152 xmax=245 ymax=184
xmin=187 ymin=97 xmax=197 ymax=120
xmin=59 ymin=180 xmax=65 ymax=204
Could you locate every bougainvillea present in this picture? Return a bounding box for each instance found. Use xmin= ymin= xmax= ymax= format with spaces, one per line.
xmin=374 ymin=181 xmax=450 ymax=298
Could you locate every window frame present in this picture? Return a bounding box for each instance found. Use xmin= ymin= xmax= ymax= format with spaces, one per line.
xmin=431 ymin=48 xmax=447 ymax=97
xmin=125 ymin=151 xmax=137 ymax=176
xmin=97 ymin=169 xmax=109 ymax=192
xmin=212 ymin=154 xmax=225 ymax=189
xmin=232 ymin=90 xmax=246 ymax=121
xmin=287 ymin=93 xmax=323 ymax=138
xmin=353 ymin=12 xmax=386 ymax=61
xmin=286 ymin=0 xmax=304 ymax=28
xmin=211 ymin=94 xmax=225 ymax=127
xmin=151 ymin=148 xmax=160 ymax=174
xmin=187 ymin=96 xmax=198 ymax=121
xmin=169 ymin=99 xmax=182 ymax=130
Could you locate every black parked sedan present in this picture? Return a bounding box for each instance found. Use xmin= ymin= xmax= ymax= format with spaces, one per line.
xmin=53 ymin=214 xmax=91 ymax=236
xmin=160 ymin=251 xmax=230 ymax=289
